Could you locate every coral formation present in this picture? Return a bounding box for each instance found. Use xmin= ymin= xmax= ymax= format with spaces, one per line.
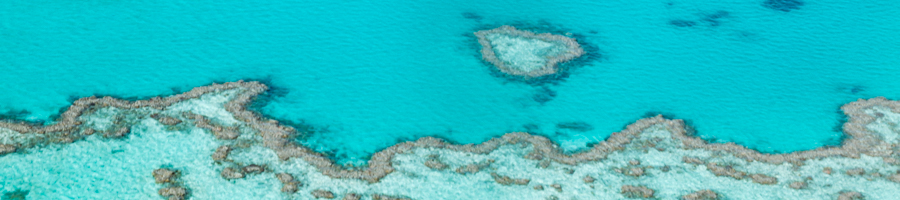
xmin=838 ymin=191 xmax=864 ymax=200
xmin=474 ymin=26 xmax=584 ymax=78
xmin=220 ymin=167 xmax=245 ymax=179
xmin=152 ymin=168 xmax=188 ymax=200
xmin=275 ymin=173 xmax=300 ymax=193
xmin=153 ymin=168 xmax=179 ymax=183
xmin=681 ymin=190 xmax=719 ymax=200
xmin=311 ymin=189 xmax=335 ymax=199
xmin=621 ymin=185 xmax=655 ymax=198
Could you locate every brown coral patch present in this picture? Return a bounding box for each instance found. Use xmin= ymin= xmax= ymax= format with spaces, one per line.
xmin=153 ymin=168 xmax=179 ymax=183
xmin=220 ymin=167 xmax=244 ymax=179
xmin=342 ymin=193 xmax=361 ymax=200
xmin=789 ymin=181 xmax=808 ymax=189
xmin=490 ymin=172 xmax=530 ymax=186
xmin=158 ymin=187 xmax=187 ymax=200
xmin=621 ymin=185 xmax=655 ymax=198
xmin=838 ymin=191 xmax=864 ymax=200
xmin=0 ymin=144 xmax=16 ymax=155
xmin=749 ymin=174 xmax=778 ymax=185
xmin=681 ymin=190 xmax=718 ymax=200
xmin=212 ymin=145 xmax=231 ymax=161
xmin=311 ymin=189 xmax=335 ymax=199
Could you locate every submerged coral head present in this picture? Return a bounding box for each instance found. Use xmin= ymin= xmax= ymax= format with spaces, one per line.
xmin=475 ymin=26 xmax=584 ymax=78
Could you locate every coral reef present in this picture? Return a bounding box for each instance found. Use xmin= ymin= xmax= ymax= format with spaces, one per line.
xmin=4 ymin=81 xmax=900 ymax=199
xmin=474 ymin=26 xmax=584 ymax=78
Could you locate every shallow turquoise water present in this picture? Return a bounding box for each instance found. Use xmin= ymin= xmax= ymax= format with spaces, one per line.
xmin=1 ymin=0 xmax=898 ymax=163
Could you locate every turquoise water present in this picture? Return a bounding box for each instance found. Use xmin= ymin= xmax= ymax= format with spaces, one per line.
xmin=1 ymin=0 xmax=899 ymax=164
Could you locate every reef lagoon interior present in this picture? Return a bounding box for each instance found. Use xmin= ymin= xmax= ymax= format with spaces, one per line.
xmin=1 ymin=0 xmax=900 ymax=199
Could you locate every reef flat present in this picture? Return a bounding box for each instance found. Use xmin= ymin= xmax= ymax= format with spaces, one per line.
xmin=2 ymin=81 xmax=900 ymax=199
xmin=474 ymin=26 xmax=584 ymax=78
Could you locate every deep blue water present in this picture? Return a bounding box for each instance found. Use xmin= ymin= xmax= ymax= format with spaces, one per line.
xmin=1 ymin=0 xmax=898 ymax=164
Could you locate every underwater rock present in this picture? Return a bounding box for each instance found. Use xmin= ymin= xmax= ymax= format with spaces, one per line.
xmin=681 ymin=190 xmax=719 ymax=200
xmin=372 ymin=194 xmax=412 ymax=200
xmin=424 ymin=159 xmax=448 ymax=170
xmin=474 ymin=26 xmax=584 ymax=78
xmin=888 ymin=173 xmax=900 ymax=183
xmin=556 ymin=121 xmax=594 ymax=132
xmin=104 ymin=126 xmax=130 ymax=138
xmin=189 ymin=113 xmax=240 ymax=140
xmin=706 ymin=163 xmax=746 ymax=179
xmin=629 ymin=160 xmax=641 ymax=166
xmin=276 ymin=173 xmax=294 ymax=183
xmin=621 ymin=185 xmax=655 ymax=198
xmin=276 ymin=173 xmax=302 ymax=193
xmin=158 ymin=187 xmax=187 ymax=200
xmin=624 ymin=167 xmax=645 ymax=177
xmin=0 ymin=144 xmax=16 ymax=155
xmin=220 ymin=167 xmax=244 ymax=179
xmin=845 ymin=168 xmax=866 ymax=176
xmin=242 ymin=164 xmax=265 ymax=174
xmin=763 ymin=0 xmax=803 ymax=12
xmin=152 ymin=114 xmax=182 ymax=126
xmin=838 ymin=191 xmax=864 ymax=200
xmin=212 ymin=145 xmax=232 ymax=161
xmin=311 ymin=189 xmax=335 ymax=199
xmin=455 ymin=159 xmax=493 ymax=174
xmin=789 ymin=181 xmax=808 ymax=189
xmin=823 ymin=167 xmax=833 ymax=175
xmin=153 ymin=168 xmax=179 ymax=183
xmin=490 ymin=172 xmax=530 ymax=186
xmin=2 ymin=190 xmax=28 ymax=200
xmin=342 ymin=193 xmax=361 ymax=200
xmin=533 ymin=185 xmax=544 ymax=190
xmin=683 ymin=156 xmax=704 ymax=164
xmin=750 ymin=174 xmax=778 ymax=185
xmin=550 ymin=184 xmax=563 ymax=192
xmin=282 ymin=182 xmax=299 ymax=194
xmin=583 ymin=175 xmax=595 ymax=183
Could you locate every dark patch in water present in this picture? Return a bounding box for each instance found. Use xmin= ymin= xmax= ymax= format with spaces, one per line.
xmin=461 ymin=12 xmax=483 ymax=21
xmin=763 ymin=0 xmax=804 ymax=12
xmin=3 ymin=190 xmax=29 ymax=200
xmin=850 ymin=85 xmax=865 ymax=94
xmin=669 ymin=20 xmax=697 ymax=27
xmin=832 ymin=108 xmax=849 ymax=133
xmin=523 ymin=123 xmax=541 ymax=133
xmin=670 ymin=10 xmax=731 ymax=28
xmin=556 ymin=121 xmax=594 ymax=132
xmin=532 ymin=86 xmax=557 ymax=105
xmin=0 ymin=109 xmax=32 ymax=121
xmin=701 ymin=11 xmax=730 ymax=26
xmin=641 ymin=111 xmax=679 ymax=119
